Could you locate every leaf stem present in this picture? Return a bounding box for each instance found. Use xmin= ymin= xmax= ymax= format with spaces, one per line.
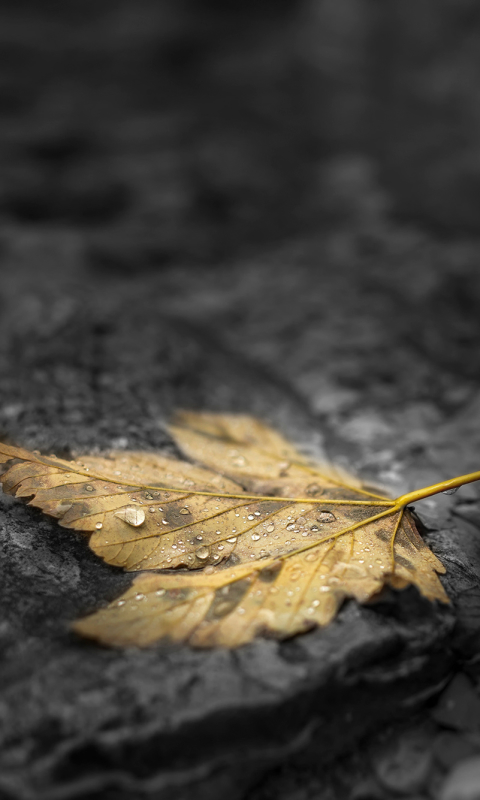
xmin=394 ymin=470 xmax=480 ymax=509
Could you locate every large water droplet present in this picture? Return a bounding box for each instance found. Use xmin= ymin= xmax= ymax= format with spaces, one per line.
xmin=196 ymin=545 xmax=210 ymax=560
xmin=317 ymin=511 xmax=336 ymax=524
xmin=248 ymin=514 xmax=255 ymax=521
xmin=114 ymin=507 xmax=146 ymax=527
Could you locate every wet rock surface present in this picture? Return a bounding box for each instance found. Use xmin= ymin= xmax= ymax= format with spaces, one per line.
xmin=1 ymin=252 xmax=480 ymax=800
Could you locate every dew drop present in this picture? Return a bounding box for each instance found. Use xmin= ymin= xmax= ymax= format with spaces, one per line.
xmin=215 ymin=530 xmax=221 ymax=535
xmin=248 ymin=514 xmax=255 ymax=521
xmin=180 ymin=507 xmax=190 ymax=515
xmin=227 ymin=537 xmax=237 ymax=543
xmin=254 ymin=511 xmax=261 ymax=516
xmin=204 ymin=566 xmax=215 ymax=575
xmin=114 ymin=507 xmax=146 ymax=527
xmin=217 ymin=545 xmax=224 ymax=551
xmin=443 ymin=487 xmax=459 ymax=495
xmin=312 ymin=599 xmax=320 ymax=607
xmin=317 ymin=511 xmax=336 ymax=523
xmin=135 ymin=593 xmax=146 ymax=601
xmin=148 ymin=507 xmax=156 ymax=513
xmin=195 ymin=534 xmax=203 ymax=542
xmin=266 ymin=524 xmax=275 ymax=533
xmin=145 ymin=493 xmax=153 ymax=500
xmin=155 ymin=589 xmax=165 ymax=596
xmin=296 ymin=517 xmax=306 ymax=525
xmin=95 ymin=522 xmax=103 ymax=530
xmin=117 ymin=600 xmax=125 ymax=606
xmin=196 ymin=545 xmax=210 ymax=560
xmin=286 ymin=523 xmax=296 ymax=531
xmin=251 ymin=533 xmax=261 ymax=541
xmin=305 ymin=552 xmax=318 ymax=562
xmin=237 ymin=607 xmax=246 ymax=614
xmin=85 ymin=484 xmax=94 ymax=492
xmin=306 ymin=483 xmax=322 ymax=496
xmin=162 ymin=519 xmax=169 ymax=525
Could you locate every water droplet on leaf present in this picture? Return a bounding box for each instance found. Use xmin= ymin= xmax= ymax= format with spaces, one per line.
xmin=114 ymin=507 xmax=146 ymax=527
xmin=317 ymin=511 xmax=336 ymax=523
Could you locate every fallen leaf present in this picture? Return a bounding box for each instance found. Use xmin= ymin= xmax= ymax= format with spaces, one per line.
xmin=1 ymin=412 xmax=479 ymax=648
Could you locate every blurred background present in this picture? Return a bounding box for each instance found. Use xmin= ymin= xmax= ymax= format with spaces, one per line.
xmin=2 ymin=0 xmax=480 ymax=268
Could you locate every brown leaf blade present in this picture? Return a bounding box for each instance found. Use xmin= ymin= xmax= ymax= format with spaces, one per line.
xmin=74 ymin=504 xmax=447 ymax=649
xmin=0 ymin=412 xmax=450 ymax=649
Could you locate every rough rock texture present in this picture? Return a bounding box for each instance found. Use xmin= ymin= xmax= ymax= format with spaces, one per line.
xmin=1 ymin=249 xmax=480 ymax=800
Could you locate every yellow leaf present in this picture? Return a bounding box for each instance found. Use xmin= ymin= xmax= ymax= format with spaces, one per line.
xmin=1 ymin=413 xmax=479 ymax=648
